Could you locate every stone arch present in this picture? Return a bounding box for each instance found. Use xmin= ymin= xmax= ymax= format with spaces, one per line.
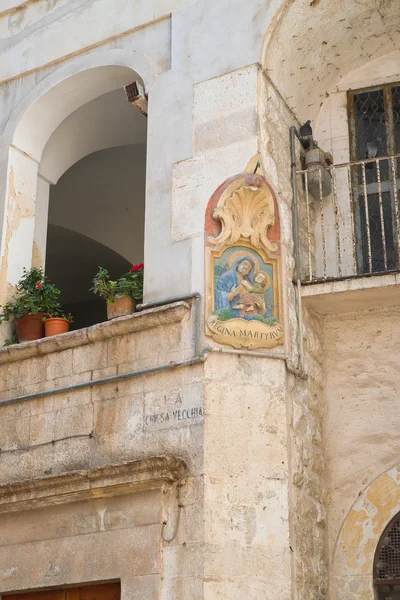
xmin=0 ymin=50 xmax=152 ymax=307
xmin=3 ymin=48 xmax=156 ymax=149
xmin=331 ymin=466 xmax=400 ymax=600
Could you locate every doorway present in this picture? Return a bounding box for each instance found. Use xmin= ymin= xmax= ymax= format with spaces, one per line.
xmin=3 ymin=583 xmax=120 ymax=600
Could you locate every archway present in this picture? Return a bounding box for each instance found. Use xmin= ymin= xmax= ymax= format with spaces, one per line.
xmin=332 ymin=466 xmax=400 ymax=600
xmin=42 ymin=85 xmax=147 ymax=327
xmin=0 ymin=60 xmax=149 ymax=328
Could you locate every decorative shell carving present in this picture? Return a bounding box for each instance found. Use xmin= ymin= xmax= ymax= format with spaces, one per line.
xmin=208 ymin=185 xmax=278 ymax=254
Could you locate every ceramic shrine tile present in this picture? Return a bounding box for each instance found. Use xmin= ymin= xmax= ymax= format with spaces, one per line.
xmin=205 ymin=157 xmax=284 ymax=350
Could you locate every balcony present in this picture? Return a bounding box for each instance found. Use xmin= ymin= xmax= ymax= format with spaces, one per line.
xmin=295 ymin=153 xmax=400 ymax=314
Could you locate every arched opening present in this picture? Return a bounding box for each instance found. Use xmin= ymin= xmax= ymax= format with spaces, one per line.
xmin=4 ymin=62 xmax=148 ymax=329
xmin=374 ymin=512 xmax=400 ymax=599
xmin=42 ymin=87 xmax=147 ymax=327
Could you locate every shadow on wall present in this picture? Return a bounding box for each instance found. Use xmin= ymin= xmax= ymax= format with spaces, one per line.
xmin=45 ymin=224 xmax=131 ymax=329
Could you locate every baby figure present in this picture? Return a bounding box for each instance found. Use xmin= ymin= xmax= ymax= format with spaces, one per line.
xmin=233 ymin=271 xmax=270 ymax=315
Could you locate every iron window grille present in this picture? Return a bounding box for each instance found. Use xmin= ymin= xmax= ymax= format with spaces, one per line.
xmin=348 ymin=83 xmax=400 ymax=274
xmin=374 ymin=512 xmax=400 ymax=599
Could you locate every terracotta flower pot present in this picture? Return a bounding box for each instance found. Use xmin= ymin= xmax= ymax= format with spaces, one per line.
xmin=107 ymin=295 xmax=136 ymax=320
xmin=15 ymin=312 xmax=45 ymax=342
xmin=44 ymin=317 xmax=70 ymax=337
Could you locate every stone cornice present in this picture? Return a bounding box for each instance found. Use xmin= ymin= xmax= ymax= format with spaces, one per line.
xmin=0 ymin=456 xmax=187 ymax=513
xmin=0 ymin=302 xmax=190 ymax=365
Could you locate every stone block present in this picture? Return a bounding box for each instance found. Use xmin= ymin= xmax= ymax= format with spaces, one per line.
xmin=171 ymin=156 xmax=205 ymax=241
xmin=103 ymin=490 xmax=161 ymax=530
xmin=204 ymin=576 xmax=290 ymax=600
xmin=29 ymin=410 xmax=56 ymax=445
xmin=52 ymin=371 xmax=90 ymax=390
xmin=19 ymin=356 xmax=47 ymax=387
xmin=0 ymin=414 xmax=30 ymax=451
xmin=162 ymin=543 xmax=203 ymax=579
xmin=37 ymin=328 xmax=89 ymax=355
xmin=0 ymin=363 xmax=20 ymax=392
xmin=93 ymin=394 xmax=143 ymax=445
xmin=0 ymin=499 xmax=101 ymax=547
xmin=175 ymin=501 xmax=204 ymax=545
xmin=0 ymin=397 xmax=30 ymax=421
xmin=46 ymin=348 xmax=73 ymax=380
xmin=144 ymin=382 xmax=203 ymax=431
xmin=122 ymin=575 xmax=159 ymax=600
xmin=53 ymin=402 xmax=93 ymax=439
xmin=0 ymin=526 xmax=160 ymax=592
xmin=73 ymin=342 xmax=108 ymax=374
xmin=202 ymin=138 xmax=258 ymax=198
xmin=162 ymin=575 xmax=203 ymax=600
xmin=204 ymin=542 xmax=243 ymax=579
xmin=92 ymin=365 xmax=117 ymax=381
xmin=107 ymin=335 xmax=137 ymax=366
xmin=193 ymin=66 xmax=259 ymax=154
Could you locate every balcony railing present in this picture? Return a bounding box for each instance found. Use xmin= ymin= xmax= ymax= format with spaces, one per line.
xmin=296 ymin=153 xmax=400 ymax=284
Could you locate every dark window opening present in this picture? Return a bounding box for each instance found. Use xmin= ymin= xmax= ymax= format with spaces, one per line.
xmin=374 ymin=513 xmax=400 ymax=599
xmin=348 ymin=83 xmax=400 ymax=274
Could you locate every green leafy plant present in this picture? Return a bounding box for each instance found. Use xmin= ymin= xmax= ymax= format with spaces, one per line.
xmin=46 ymin=311 xmax=74 ymax=324
xmin=91 ymin=264 xmax=144 ymax=303
xmin=254 ymin=315 xmax=278 ymax=326
xmin=3 ymin=331 xmax=18 ymax=347
xmin=0 ymin=267 xmax=61 ymax=322
xmin=61 ymin=312 xmax=74 ymax=324
xmin=213 ymin=308 xmax=233 ymax=321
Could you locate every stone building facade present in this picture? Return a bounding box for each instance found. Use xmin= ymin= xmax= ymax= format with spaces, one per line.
xmin=0 ymin=1 xmax=400 ymax=599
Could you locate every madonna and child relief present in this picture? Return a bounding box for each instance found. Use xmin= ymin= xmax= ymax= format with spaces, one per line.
xmin=205 ymin=160 xmax=284 ymax=350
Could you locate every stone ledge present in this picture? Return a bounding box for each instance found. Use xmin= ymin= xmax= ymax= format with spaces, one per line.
xmin=301 ymin=273 xmax=400 ymax=315
xmin=0 ymin=302 xmax=190 ymax=365
xmin=0 ymin=456 xmax=187 ymax=513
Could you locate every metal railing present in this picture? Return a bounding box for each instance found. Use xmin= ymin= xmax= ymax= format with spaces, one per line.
xmin=296 ymin=153 xmax=400 ymax=284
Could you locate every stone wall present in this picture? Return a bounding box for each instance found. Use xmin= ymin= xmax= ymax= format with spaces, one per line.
xmin=292 ymin=305 xmax=327 ymax=600
xmin=203 ymin=352 xmax=291 ymax=599
xmin=322 ymin=305 xmax=400 ymax=599
xmin=0 ymin=303 xmax=205 ymax=599
xmin=258 ymin=72 xmax=328 ymax=600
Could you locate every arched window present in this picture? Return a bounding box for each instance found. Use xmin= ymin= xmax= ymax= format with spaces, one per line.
xmin=374 ymin=512 xmax=400 ymax=599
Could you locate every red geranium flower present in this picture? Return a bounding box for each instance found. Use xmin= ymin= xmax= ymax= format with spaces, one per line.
xmin=130 ymin=263 xmax=144 ymax=272
xmin=36 ymin=282 xmax=42 ymax=289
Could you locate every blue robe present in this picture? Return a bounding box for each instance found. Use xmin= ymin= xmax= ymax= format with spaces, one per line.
xmin=215 ymin=257 xmax=255 ymax=317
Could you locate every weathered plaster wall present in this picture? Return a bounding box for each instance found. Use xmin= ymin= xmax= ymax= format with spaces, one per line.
xmin=322 ymin=305 xmax=400 ymax=599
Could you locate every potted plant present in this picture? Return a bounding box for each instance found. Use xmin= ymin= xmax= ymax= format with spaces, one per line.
xmin=0 ymin=267 xmax=61 ymax=342
xmin=44 ymin=312 xmax=73 ymax=337
xmin=91 ymin=264 xmax=144 ymax=320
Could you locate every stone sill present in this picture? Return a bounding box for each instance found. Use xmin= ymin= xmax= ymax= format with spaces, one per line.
xmin=301 ymin=272 xmax=400 ymax=315
xmin=0 ymin=302 xmax=190 ymax=365
xmin=0 ymin=456 xmax=187 ymax=513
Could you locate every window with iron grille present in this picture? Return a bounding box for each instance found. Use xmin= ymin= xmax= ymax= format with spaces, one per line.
xmin=374 ymin=513 xmax=400 ymax=599
xmin=348 ymin=83 xmax=400 ymax=274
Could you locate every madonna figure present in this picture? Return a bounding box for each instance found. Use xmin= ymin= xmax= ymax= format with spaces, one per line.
xmin=215 ymin=256 xmax=255 ymax=317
